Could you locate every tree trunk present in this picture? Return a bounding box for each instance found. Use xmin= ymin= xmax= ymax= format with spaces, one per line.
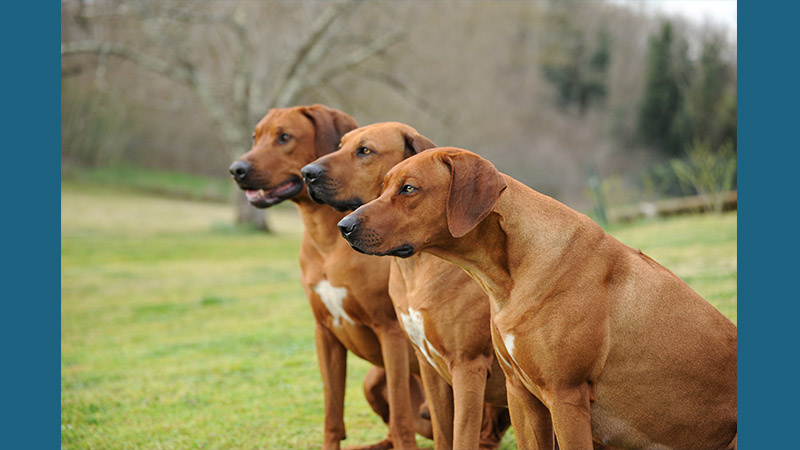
xmin=62 ymin=0 xmax=407 ymax=235
xmin=234 ymin=190 xmax=269 ymax=232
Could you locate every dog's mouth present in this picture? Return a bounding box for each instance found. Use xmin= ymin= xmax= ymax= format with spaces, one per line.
xmin=243 ymin=176 xmax=303 ymax=208
xmin=307 ymin=185 xmax=363 ymax=212
xmin=339 ymin=222 xmax=414 ymax=258
xmin=346 ymin=242 xmax=370 ymax=255
xmin=329 ymin=198 xmax=363 ymax=212
xmin=306 ymin=187 xmax=327 ymax=205
xmin=346 ymin=241 xmax=415 ymax=258
xmin=385 ymin=245 xmax=415 ymax=258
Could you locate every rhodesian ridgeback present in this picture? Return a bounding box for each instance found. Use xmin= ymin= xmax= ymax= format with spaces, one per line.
xmin=336 ymin=147 xmax=738 ymax=450
xmin=228 ymin=105 xmax=432 ymax=450
xmin=301 ymin=122 xmax=511 ymax=450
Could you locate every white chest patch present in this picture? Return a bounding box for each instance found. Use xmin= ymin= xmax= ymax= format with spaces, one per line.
xmin=498 ymin=332 xmax=525 ymax=377
xmin=495 ymin=333 xmax=515 ymax=370
xmin=497 ymin=332 xmax=541 ymax=399
xmin=503 ymin=333 xmax=516 ymax=361
xmin=313 ymin=280 xmax=353 ymax=327
xmin=399 ymin=308 xmax=443 ymax=370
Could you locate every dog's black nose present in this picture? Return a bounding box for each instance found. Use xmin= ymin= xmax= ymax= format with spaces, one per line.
xmin=301 ymin=163 xmax=324 ymax=185
xmin=337 ymin=215 xmax=359 ymax=237
xmin=229 ymin=160 xmax=251 ymax=181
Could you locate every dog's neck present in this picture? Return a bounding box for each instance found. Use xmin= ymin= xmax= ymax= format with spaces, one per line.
xmin=391 ymin=252 xmax=446 ymax=296
xmin=426 ymin=212 xmax=512 ymax=309
xmin=427 ymin=176 xmax=603 ymax=311
xmin=292 ymin=194 xmax=347 ymax=254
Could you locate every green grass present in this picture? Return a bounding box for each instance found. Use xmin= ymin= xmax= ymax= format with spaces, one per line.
xmin=62 ymin=165 xmax=235 ymax=202
xmin=607 ymin=214 xmax=737 ymax=322
xmin=61 ymin=182 xmax=736 ymax=449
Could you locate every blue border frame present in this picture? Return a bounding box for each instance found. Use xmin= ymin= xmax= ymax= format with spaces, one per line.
xmin=6 ymin=2 xmax=60 ymax=449
xmin=738 ymin=1 xmax=797 ymax=447
xmin=10 ymin=0 xmax=791 ymax=447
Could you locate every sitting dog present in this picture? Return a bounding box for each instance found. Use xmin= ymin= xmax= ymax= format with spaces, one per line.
xmin=302 ymin=122 xmax=511 ymax=450
xmin=336 ymin=147 xmax=737 ymax=450
xmin=228 ymin=105 xmax=432 ymax=450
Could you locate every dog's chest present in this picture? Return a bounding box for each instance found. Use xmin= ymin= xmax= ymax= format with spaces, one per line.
xmin=492 ymin=325 xmax=546 ymax=400
xmin=398 ymin=307 xmax=451 ymax=382
xmin=313 ymin=279 xmax=354 ymax=327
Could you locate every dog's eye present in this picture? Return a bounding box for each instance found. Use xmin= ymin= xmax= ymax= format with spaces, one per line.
xmin=356 ymin=146 xmax=372 ymax=156
xmin=337 ymin=142 xmax=343 ymax=150
xmin=277 ymin=133 xmax=292 ymax=144
xmin=399 ymin=184 xmax=416 ymax=194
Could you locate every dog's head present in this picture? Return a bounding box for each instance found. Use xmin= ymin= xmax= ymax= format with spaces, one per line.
xmin=228 ymin=104 xmax=357 ymax=208
xmin=337 ymin=147 xmax=507 ymax=257
xmin=300 ymin=122 xmax=436 ymax=212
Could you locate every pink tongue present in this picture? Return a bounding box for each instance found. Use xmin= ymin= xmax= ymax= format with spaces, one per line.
xmin=273 ymin=181 xmax=295 ymax=195
xmin=245 ymin=181 xmax=295 ymax=200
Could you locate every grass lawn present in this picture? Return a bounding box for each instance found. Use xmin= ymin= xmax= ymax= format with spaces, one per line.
xmin=61 ymin=182 xmax=736 ymax=450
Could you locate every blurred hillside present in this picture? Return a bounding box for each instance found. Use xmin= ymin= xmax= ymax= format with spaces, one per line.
xmin=61 ymin=0 xmax=736 ymax=217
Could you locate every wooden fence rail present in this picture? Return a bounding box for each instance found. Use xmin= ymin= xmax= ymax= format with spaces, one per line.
xmin=608 ymin=190 xmax=737 ymax=223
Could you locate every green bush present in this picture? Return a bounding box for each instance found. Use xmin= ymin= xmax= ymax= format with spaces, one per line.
xmin=669 ymin=140 xmax=737 ymax=212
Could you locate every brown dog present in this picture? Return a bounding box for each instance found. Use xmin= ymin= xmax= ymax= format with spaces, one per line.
xmin=228 ymin=105 xmax=432 ymax=450
xmin=301 ymin=122 xmax=511 ymax=450
xmin=336 ymin=147 xmax=737 ymax=450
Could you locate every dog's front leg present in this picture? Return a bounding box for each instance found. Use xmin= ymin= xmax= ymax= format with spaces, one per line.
xmin=548 ymin=384 xmax=595 ymax=450
xmin=506 ymin=376 xmax=554 ymax=450
xmin=315 ymin=323 xmax=348 ymax=450
xmin=417 ymin=352 xmax=454 ymax=450
xmin=451 ymin=361 xmax=490 ymax=450
xmin=378 ymin=325 xmax=419 ymax=450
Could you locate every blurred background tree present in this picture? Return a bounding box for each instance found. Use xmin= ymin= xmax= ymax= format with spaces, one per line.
xmin=62 ymin=0 xmax=406 ymax=230
xmin=638 ymin=22 xmax=689 ymax=157
xmin=61 ymin=0 xmax=737 ymax=229
xmin=540 ymin=5 xmax=611 ymax=116
xmin=637 ymin=19 xmax=737 ymax=205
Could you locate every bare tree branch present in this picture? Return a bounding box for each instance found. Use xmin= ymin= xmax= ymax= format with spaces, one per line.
xmin=362 ymin=69 xmax=450 ymax=126
xmin=61 ymin=41 xmax=194 ymax=85
xmin=61 ymin=40 xmax=246 ymax=151
xmin=229 ymin=8 xmax=253 ymax=130
xmin=149 ymin=3 xmax=255 ymax=143
xmin=310 ymin=32 xmax=405 ymax=86
xmin=63 ymin=0 xmax=409 ymax=231
xmin=272 ymin=1 xmax=360 ymax=107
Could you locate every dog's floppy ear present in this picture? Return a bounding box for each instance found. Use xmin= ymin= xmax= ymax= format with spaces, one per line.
xmin=402 ymin=131 xmax=436 ymax=158
xmin=301 ymin=104 xmax=358 ymax=158
xmin=441 ymin=151 xmax=508 ymax=238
